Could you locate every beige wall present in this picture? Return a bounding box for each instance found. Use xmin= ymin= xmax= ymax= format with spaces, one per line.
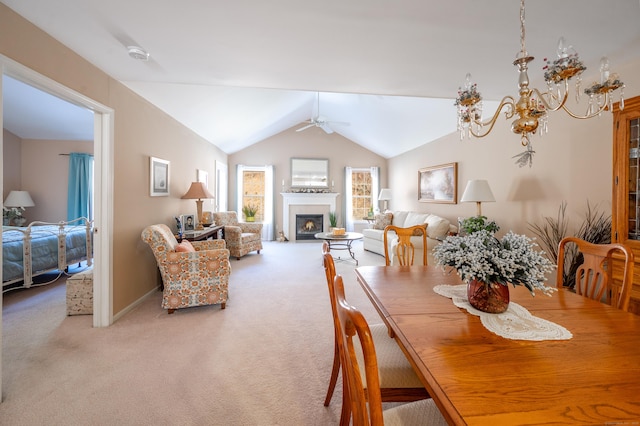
xmin=19 ymin=139 xmax=93 ymax=222
xmin=0 ymin=4 xmax=227 ymax=315
xmin=389 ymin=59 xmax=640 ymax=239
xmin=2 ymin=129 xmax=21 ymax=201
xmin=228 ymin=126 xmax=387 ymax=236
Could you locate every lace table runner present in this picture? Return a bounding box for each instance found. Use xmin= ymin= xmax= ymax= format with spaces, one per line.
xmin=433 ymin=284 xmax=572 ymax=341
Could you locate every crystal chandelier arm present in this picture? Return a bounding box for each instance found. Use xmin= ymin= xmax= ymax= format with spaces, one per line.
xmin=534 ymin=85 xmax=611 ymax=119
xmin=469 ymin=96 xmax=516 ymax=138
xmin=533 ymin=83 xmax=568 ymax=112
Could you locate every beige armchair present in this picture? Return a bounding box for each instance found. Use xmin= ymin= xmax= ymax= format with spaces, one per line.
xmin=212 ymin=211 xmax=263 ymax=260
xmin=141 ymin=224 xmax=231 ymax=314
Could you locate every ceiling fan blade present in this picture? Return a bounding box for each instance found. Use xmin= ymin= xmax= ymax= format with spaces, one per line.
xmin=327 ymin=121 xmax=350 ymax=127
xmin=296 ymin=123 xmax=315 ymax=132
xmin=320 ymin=124 xmax=334 ymax=134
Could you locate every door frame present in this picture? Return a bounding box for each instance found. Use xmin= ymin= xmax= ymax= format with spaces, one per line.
xmin=0 ymin=54 xmax=114 ymax=400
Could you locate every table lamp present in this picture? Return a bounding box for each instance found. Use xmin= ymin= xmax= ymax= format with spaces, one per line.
xmin=181 ymin=182 xmax=214 ymax=230
xmin=460 ymin=180 xmax=495 ymax=216
xmin=378 ymin=188 xmax=392 ymax=211
xmin=3 ymin=190 xmax=35 ymax=226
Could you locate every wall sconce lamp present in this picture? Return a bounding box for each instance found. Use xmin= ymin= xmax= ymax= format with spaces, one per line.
xmin=460 ymin=180 xmax=495 ymax=216
xmin=181 ymin=182 xmax=215 ymax=230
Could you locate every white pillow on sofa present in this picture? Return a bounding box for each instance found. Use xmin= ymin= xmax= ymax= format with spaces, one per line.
xmin=423 ymin=214 xmax=450 ymax=240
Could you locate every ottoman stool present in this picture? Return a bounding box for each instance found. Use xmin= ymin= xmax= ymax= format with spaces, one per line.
xmin=66 ymin=268 xmax=94 ymax=316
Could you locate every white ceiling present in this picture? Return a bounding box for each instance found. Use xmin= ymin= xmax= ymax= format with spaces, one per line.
xmin=2 ymin=0 xmax=640 ymax=158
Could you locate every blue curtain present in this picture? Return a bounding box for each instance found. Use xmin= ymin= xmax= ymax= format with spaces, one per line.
xmin=67 ymin=153 xmax=94 ymax=221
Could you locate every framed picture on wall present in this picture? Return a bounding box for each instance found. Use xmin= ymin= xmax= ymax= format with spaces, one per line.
xmin=418 ymin=162 xmax=458 ymax=204
xmin=197 ymin=169 xmax=209 ymax=188
xmin=150 ymin=156 xmax=170 ymax=197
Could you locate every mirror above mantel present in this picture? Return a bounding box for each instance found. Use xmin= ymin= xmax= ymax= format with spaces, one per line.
xmin=291 ymin=158 xmax=329 ymax=189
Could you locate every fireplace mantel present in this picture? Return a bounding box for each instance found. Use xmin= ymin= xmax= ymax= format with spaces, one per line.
xmin=281 ymin=192 xmax=339 ymax=240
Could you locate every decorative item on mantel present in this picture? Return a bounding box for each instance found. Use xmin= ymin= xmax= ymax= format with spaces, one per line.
xmin=455 ymin=0 xmax=624 ymax=167
xmin=433 ymin=229 xmax=556 ymax=313
xmin=284 ymin=188 xmax=333 ymax=194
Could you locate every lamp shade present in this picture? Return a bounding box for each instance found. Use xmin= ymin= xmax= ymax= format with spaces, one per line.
xmin=460 ymin=180 xmax=495 ymax=203
xmin=181 ymin=182 xmax=214 ymax=200
xmin=378 ymin=188 xmax=392 ymax=201
xmin=4 ymin=190 xmax=35 ymax=208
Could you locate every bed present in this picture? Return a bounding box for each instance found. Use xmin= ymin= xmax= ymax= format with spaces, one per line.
xmin=2 ymin=218 xmax=93 ymax=290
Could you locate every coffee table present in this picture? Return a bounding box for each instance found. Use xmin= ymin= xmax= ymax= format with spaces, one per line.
xmin=314 ymin=231 xmax=363 ymax=265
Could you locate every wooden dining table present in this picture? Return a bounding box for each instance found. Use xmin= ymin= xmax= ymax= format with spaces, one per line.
xmin=355 ymin=265 xmax=640 ymax=425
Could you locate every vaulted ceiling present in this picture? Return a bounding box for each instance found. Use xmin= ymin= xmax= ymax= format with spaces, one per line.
xmin=3 ymin=0 xmax=640 ymax=158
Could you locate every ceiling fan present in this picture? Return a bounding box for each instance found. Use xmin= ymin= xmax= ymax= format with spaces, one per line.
xmin=296 ymin=92 xmax=349 ymax=134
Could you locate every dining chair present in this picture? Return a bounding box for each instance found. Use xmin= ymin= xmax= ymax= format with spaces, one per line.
xmin=557 ymin=237 xmax=635 ymax=311
xmin=322 ymin=252 xmax=429 ymax=425
xmin=333 ymin=274 xmax=448 ymax=426
xmin=383 ymin=224 xmax=428 ymax=266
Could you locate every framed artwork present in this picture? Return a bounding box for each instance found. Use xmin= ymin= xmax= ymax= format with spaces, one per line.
xmin=150 ymin=157 xmax=170 ymax=197
xmin=197 ymin=169 xmax=209 ymax=188
xmin=182 ymin=214 xmax=196 ymax=231
xmin=418 ymin=162 xmax=458 ymax=204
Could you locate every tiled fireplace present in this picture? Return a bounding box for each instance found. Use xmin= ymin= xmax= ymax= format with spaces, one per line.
xmin=281 ymin=192 xmax=339 ymax=241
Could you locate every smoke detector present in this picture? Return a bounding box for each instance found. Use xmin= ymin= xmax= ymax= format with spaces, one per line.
xmin=127 ymin=46 xmax=150 ymax=61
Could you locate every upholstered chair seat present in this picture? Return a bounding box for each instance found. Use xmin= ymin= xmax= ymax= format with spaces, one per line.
xmin=141 ymin=224 xmax=231 ymax=314
xmin=213 ymin=211 xmax=263 ymax=260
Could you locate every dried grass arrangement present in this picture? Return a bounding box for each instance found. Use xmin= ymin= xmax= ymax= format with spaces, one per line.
xmin=528 ymin=201 xmax=611 ymax=289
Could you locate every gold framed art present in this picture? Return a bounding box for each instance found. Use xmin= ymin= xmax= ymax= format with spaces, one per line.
xmin=418 ymin=162 xmax=458 ymax=204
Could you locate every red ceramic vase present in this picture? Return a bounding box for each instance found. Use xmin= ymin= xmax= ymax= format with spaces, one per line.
xmin=467 ymin=279 xmax=510 ymax=313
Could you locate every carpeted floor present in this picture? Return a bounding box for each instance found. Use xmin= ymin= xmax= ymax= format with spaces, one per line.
xmin=1 ymin=240 xmax=387 ymax=425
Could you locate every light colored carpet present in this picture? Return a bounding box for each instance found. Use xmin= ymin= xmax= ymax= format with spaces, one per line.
xmin=1 ymin=240 xmax=387 ymax=425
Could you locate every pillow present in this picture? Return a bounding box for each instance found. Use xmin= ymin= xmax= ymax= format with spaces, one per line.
xmin=423 ymin=214 xmax=451 ymax=240
xmin=175 ymin=240 xmax=196 ymax=253
xmin=373 ymin=212 xmax=393 ymax=230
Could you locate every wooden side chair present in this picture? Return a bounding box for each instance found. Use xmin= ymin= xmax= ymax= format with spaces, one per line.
xmin=333 ymin=274 xmax=448 ymax=426
xmin=322 ymin=251 xmax=429 ymax=425
xmin=557 ymin=237 xmax=635 ymax=311
xmin=383 ymin=224 xmax=428 ymax=266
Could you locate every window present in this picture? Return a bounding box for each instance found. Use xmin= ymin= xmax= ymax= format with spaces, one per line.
xmin=351 ymin=170 xmax=372 ymax=220
xmin=344 ymin=166 xmax=380 ymax=231
xmin=241 ymin=170 xmax=265 ymax=221
xmin=236 ymin=165 xmax=274 ymax=240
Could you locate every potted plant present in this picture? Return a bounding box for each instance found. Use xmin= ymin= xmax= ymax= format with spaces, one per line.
xmin=459 ymin=215 xmax=500 ymax=235
xmin=433 ymin=230 xmax=556 ymax=313
xmin=328 ymin=211 xmax=338 ymax=231
xmin=242 ymin=204 xmax=258 ymax=222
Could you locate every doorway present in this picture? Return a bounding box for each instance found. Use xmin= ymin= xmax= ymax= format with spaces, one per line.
xmin=1 ymin=55 xmax=114 ymax=400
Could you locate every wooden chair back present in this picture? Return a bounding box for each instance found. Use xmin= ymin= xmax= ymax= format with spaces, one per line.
xmin=557 ymin=237 xmax=635 ymax=311
xmin=334 ymin=274 xmax=384 ymax=426
xmin=383 ymin=224 xmax=428 ymax=266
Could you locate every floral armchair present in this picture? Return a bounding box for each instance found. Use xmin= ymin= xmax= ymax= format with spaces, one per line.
xmin=212 ymin=211 xmax=263 ymax=260
xmin=141 ymin=224 xmax=231 ymax=314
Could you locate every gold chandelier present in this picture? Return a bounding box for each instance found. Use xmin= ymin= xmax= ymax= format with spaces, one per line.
xmin=456 ymin=0 xmax=625 ymax=167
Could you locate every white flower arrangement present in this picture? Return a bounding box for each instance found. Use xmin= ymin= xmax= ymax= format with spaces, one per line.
xmin=433 ymin=230 xmax=556 ymax=296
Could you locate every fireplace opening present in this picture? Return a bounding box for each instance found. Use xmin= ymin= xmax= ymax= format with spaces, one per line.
xmin=296 ymin=214 xmax=323 ymax=240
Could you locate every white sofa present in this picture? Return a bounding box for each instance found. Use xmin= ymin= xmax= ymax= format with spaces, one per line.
xmin=362 ymin=211 xmax=457 ymax=264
